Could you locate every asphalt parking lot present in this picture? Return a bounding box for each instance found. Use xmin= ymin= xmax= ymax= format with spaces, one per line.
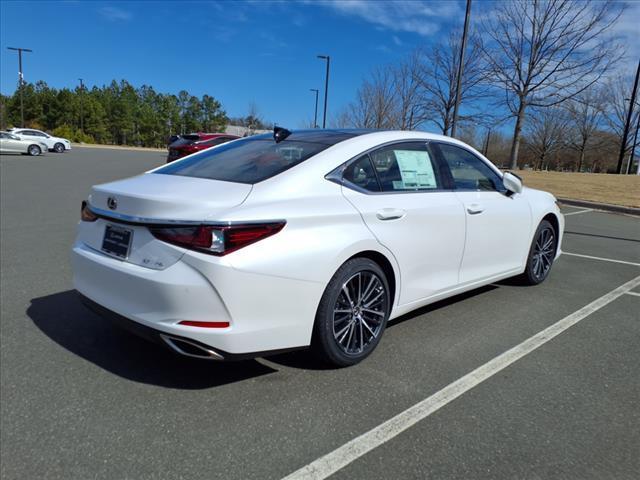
xmin=1 ymin=147 xmax=639 ymax=480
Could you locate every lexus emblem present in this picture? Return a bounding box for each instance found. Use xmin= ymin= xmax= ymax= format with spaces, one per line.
xmin=107 ymin=197 xmax=118 ymax=210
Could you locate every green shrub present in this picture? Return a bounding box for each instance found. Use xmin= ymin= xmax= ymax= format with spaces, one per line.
xmin=51 ymin=125 xmax=94 ymax=144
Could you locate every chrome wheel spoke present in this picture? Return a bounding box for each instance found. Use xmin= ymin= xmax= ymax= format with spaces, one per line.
xmin=342 ymin=284 xmax=354 ymax=307
xmin=361 ymin=317 xmax=377 ymax=337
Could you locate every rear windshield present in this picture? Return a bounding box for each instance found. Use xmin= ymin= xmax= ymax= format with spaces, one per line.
xmin=169 ymin=138 xmax=193 ymax=148
xmin=155 ymin=135 xmax=331 ymax=184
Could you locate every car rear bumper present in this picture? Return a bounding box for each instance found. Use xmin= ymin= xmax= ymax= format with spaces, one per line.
xmin=71 ymin=241 xmax=321 ymax=356
xmin=77 ymin=292 xmax=303 ymax=360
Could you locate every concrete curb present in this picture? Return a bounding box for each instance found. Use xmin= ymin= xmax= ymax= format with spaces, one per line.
xmin=558 ymin=198 xmax=640 ymax=216
xmin=71 ymin=143 xmax=165 ymax=153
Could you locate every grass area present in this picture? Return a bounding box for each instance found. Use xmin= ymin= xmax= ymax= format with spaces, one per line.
xmin=516 ymin=170 xmax=640 ymax=208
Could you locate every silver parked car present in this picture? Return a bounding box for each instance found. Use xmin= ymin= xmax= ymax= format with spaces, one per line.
xmin=0 ymin=131 xmax=48 ymax=156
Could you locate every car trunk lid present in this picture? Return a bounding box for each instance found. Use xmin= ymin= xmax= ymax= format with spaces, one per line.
xmin=79 ymin=173 xmax=252 ymax=269
xmin=89 ymin=173 xmax=252 ymax=221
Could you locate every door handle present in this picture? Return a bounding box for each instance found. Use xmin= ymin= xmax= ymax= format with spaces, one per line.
xmin=466 ymin=203 xmax=485 ymax=215
xmin=376 ymin=208 xmax=406 ymax=221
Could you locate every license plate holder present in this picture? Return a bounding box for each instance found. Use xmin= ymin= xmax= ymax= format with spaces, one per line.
xmin=101 ymin=224 xmax=133 ymax=259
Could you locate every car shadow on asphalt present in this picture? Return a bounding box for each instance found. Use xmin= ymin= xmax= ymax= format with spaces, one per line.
xmin=27 ymin=290 xmax=278 ymax=389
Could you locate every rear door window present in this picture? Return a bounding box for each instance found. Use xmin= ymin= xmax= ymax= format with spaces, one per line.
xmin=343 ymin=155 xmax=381 ymax=192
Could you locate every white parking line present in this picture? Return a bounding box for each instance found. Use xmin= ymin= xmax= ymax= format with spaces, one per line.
xmin=282 ymin=275 xmax=640 ymax=480
xmin=563 ymin=208 xmax=594 ymax=216
xmin=563 ymin=252 xmax=640 ymax=267
xmin=625 ymin=291 xmax=640 ymax=297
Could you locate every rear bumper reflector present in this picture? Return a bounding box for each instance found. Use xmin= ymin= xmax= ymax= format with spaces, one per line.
xmin=178 ymin=320 xmax=230 ymax=328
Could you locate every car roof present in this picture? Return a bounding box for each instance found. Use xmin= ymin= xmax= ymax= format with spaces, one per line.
xmin=249 ymin=129 xmax=374 ymax=145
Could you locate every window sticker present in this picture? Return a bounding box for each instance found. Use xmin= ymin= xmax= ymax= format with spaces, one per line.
xmin=394 ymin=150 xmax=437 ymax=189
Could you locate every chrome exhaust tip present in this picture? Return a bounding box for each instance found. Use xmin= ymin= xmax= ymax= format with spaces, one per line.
xmin=160 ymin=334 xmax=224 ymax=360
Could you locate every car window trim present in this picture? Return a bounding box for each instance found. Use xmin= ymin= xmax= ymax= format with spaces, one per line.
xmin=326 ymin=140 xmax=455 ymax=195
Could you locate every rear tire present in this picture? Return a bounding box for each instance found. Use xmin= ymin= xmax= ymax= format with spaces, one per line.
xmin=53 ymin=143 xmax=65 ymax=153
xmin=27 ymin=145 xmax=41 ymax=156
xmin=519 ymin=219 xmax=557 ymax=285
xmin=312 ymin=258 xmax=390 ymax=367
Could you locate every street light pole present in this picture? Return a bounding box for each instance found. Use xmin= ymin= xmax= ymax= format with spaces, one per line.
xmin=617 ymin=59 xmax=640 ymax=174
xmin=78 ymin=78 xmax=84 ymax=133
xmin=310 ymin=88 xmax=319 ymax=128
xmin=317 ymin=55 xmax=330 ymax=128
xmin=450 ymin=0 xmax=472 ymax=138
xmin=7 ymin=47 xmax=33 ymax=128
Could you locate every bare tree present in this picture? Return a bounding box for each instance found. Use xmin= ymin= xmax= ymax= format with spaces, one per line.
xmin=340 ymin=66 xmax=397 ymax=129
xmin=564 ymin=88 xmax=606 ymax=171
xmin=392 ymin=52 xmax=425 ymax=130
xmin=482 ymin=0 xmax=623 ymax=169
xmin=416 ymin=32 xmax=486 ymax=135
xmin=523 ymin=108 xmax=569 ymax=170
xmin=602 ymin=74 xmax=640 ymax=159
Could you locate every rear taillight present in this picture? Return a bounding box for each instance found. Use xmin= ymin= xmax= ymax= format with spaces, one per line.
xmin=150 ymin=222 xmax=285 ymax=256
xmin=80 ymin=201 xmax=98 ymax=222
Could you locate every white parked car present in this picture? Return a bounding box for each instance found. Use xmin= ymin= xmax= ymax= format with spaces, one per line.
xmin=0 ymin=131 xmax=48 ymax=156
xmin=8 ymin=128 xmax=71 ymax=153
xmin=71 ymin=129 xmax=564 ymax=366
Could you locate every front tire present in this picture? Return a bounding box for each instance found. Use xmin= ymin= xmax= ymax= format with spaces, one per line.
xmin=53 ymin=143 xmax=65 ymax=153
xmin=312 ymin=258 xmax=390 ymax=367
xmin=27 ymin=145 xmax=41 ymax=156
xmin=520 ymin=219 xmax=557 ymax=285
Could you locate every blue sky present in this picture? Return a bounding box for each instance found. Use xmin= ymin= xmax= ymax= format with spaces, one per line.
xmin=1 ymin=1 xmax=638 ymax=129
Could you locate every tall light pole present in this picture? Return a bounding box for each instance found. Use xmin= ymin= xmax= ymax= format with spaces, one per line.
xmin=617 ymin=59 xmax=640 ymax=174
xmin=450 ymin=0 xmax=472 ymax=138
xmin=78 ymin=78 xmax=84 ymax=133
xmin=309 ymin=88 xmax=319 ymax=128
xmin=7 ymin=47 xmax=33 ymax=128
xmin=317 ymin=55 xmax=330 ymax=128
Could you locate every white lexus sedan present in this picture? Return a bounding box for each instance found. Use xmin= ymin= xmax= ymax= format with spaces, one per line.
xmin=72 ymin=129 xmax=563 ymax=366
xmin=9 ymin=128 xmax=71 ymax=153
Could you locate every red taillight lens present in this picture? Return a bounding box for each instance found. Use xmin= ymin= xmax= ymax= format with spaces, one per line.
xmin=81 ymin=201 xmax=98 ymax=222
xmin=150 ymin=222 xmax=285 ymax=256
xmin=178 ymin=320 xmax=230 ymax=328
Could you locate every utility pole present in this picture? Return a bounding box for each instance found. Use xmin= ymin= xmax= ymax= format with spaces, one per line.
xmin=629 ymin=105 xmax=640 ymax=174
xmin=78 ymin=78 xmax=84 ymax=133
xmin=617 ymin=59 xmax=640 ymax=174
xmin=317 ymin=55 xmax=330 ymax=128
xmin=310 ymin=88 xmax=319 ymax=128
xmin=7 ymin=47 xmax=33 ymax=128
xmin=483 ymin=127 xmax=492 ymax=156
xmin=450 ymin=0 xmax=472 ymax=138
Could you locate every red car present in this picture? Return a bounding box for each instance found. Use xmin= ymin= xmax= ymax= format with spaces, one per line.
xmin=166 ymin=133 xmax=240 ymax=163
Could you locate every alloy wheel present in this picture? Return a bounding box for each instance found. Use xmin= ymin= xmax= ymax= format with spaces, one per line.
xmin=332 ymin=271 xmax=388 ymax=355
xmin=531 ymin=227 xmax=555 ymax=281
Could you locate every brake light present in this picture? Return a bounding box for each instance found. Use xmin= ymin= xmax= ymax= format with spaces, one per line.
xmin=80 ymin=201 xmax=98 ymax=222
xmin=150 ymin=222 xmax=285 ymax=256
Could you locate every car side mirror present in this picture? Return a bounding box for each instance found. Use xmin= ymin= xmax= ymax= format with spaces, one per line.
xmin=503 ymin=171 xmax=523 ymax=195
